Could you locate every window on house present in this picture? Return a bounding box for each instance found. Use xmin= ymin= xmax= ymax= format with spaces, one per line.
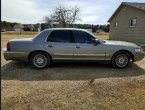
xmin=130 ymin=18 xmax=137 ymax=27
xmin=114 ymin=22 xmax=118 ymax=28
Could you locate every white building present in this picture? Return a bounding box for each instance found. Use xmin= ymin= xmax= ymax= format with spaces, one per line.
xmin=14 ymin=23 xmax=24 ymax=32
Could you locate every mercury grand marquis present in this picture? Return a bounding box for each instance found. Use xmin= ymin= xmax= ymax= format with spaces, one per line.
xmin=3 ymin=28 xmax=145 ymax=69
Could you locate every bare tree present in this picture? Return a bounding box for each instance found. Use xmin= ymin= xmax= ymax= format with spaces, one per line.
xmin=44 ymin=16 xmax=53 ymax=28
xmin=44 ymin=6 xmax=80 ymax=27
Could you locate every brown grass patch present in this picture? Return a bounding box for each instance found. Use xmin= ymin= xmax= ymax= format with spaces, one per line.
xmin=93 ymin=32 xmax=109 ymax=40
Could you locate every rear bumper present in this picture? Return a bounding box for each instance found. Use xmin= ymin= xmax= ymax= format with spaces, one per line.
xmin=134 ymin=52 xmax=145 ymax=61
xmin=3 ymin=48 xmax=28 ymax=62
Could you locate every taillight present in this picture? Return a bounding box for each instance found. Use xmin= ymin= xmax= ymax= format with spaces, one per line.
xmin=7 ymin=42 xmax=10 ymax=51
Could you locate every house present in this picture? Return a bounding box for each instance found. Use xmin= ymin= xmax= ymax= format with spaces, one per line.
xmin=23 ymin=24 xmax=34 ymax=31
xmin=1 ymin=28 xmax=6 ymax=32
xmin=108 ymin=2 xmax=145 ymax=44
xmin=14 ymin=23 xmax=24 ymax=32
xmin=96 ymin=29 xmax=106 ymax=33
xmin=37 ymin=24 xmax=41 ymax=32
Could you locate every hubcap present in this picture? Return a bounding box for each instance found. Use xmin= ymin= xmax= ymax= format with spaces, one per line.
xmin=115 ymin=54 xmax=128 ymax=67
xmin=33 ymin=54 xmax=47 ymax=67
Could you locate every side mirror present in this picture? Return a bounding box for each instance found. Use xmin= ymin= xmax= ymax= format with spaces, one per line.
xmin=93 ymin=39 xmax=101 ymax=46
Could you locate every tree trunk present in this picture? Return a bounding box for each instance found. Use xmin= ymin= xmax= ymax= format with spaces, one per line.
xmin=62 ymin=22 xmax=66 ymax=28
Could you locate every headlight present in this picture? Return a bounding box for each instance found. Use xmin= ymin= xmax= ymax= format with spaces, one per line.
xmin=135 ymin=48 xmax=143 ymax=52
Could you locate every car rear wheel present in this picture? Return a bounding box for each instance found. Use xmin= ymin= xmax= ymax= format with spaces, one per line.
xmin=111 ymin=51 xmax=130 ymax=69
xmin=30 ymin=52 xmax=51 ymax=69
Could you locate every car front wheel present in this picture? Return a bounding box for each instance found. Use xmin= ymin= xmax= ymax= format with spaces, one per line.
xmin=111 ymin=51 xmax=130 ymax=69
xmin=30 ymin=52 xmax=51 ymax=69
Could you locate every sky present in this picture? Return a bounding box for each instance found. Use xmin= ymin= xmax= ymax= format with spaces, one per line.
xmin=2 ymin=0 xmax=145 ymax=24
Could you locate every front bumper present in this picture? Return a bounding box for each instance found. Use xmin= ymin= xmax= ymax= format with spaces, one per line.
xmin=3 ymin=48 xmax=28 ymax=62
xmin=134 ymin=52 xmax=145 ymax=61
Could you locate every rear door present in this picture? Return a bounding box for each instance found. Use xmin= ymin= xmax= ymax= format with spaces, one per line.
xmin=44 ymin=30 xmax=75 ymax=60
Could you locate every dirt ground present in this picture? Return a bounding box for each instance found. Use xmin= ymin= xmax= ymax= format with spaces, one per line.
xmin=1 ymin=32 xmax=145 ymax=110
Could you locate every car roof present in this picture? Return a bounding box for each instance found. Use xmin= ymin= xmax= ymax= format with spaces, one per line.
xmin=44 ymin=28 xmax=89 ymax=32
xmin=36 ymin=28 xmax=101 ymax=41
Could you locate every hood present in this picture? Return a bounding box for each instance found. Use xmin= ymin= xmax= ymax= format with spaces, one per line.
xmin=104 ymin=40 xmax=140 ymax=48
xmin=10 ymin=38 xmax=33 ymax=42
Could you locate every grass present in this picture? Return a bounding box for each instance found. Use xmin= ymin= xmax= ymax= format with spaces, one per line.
xmin=1 ymin=32 xmax=145 ymax=110
xmin=1 ymin=32 xmax=38 ymax=48
xmin=93 ymin=32 xmax=109 ymax=40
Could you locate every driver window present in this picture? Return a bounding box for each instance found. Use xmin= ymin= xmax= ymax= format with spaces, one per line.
xmin=73 ymin=30 xmax=95 ymax=44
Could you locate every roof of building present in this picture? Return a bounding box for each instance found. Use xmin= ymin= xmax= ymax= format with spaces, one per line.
xmin=108 ymin=2 xmax=145 ymax=22
xmin=124 ymin=2 xmax=145 ymax=11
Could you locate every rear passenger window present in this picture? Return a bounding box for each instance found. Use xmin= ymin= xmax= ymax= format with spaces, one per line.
xmin=47 ymin=30 xmax=71 ymax=43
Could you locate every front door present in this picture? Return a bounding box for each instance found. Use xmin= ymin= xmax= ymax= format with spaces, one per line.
xmin=72 ymin=30 xmax=106 ymax=60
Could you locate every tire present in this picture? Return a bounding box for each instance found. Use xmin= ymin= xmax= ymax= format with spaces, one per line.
xmin=111 ymin=51 xmax=130 ymax=69
xmin=30 ymin=52 xmax=51 ymax=69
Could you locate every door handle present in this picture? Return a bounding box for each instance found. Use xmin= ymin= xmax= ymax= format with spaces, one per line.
xmin=48 ymin=45 xmax=53 ymax=48
xmin=76 ymin=46 xmax=80 ymax=48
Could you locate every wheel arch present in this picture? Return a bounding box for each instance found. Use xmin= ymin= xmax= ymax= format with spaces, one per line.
xmin=111 ymin=50 xmax=134 ymax=61
xmin=28 ymin=50 xmax=52 ymax=62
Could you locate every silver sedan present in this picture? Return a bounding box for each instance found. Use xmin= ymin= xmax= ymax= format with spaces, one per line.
xmin=3 ymin=28 xmax=145 ymax=69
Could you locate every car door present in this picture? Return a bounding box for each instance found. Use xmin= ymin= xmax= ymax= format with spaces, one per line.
xmin=43 ymin=30 xmax=75 ymax=60
xmin=72 ymin=30 xmax=106 ymax=61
